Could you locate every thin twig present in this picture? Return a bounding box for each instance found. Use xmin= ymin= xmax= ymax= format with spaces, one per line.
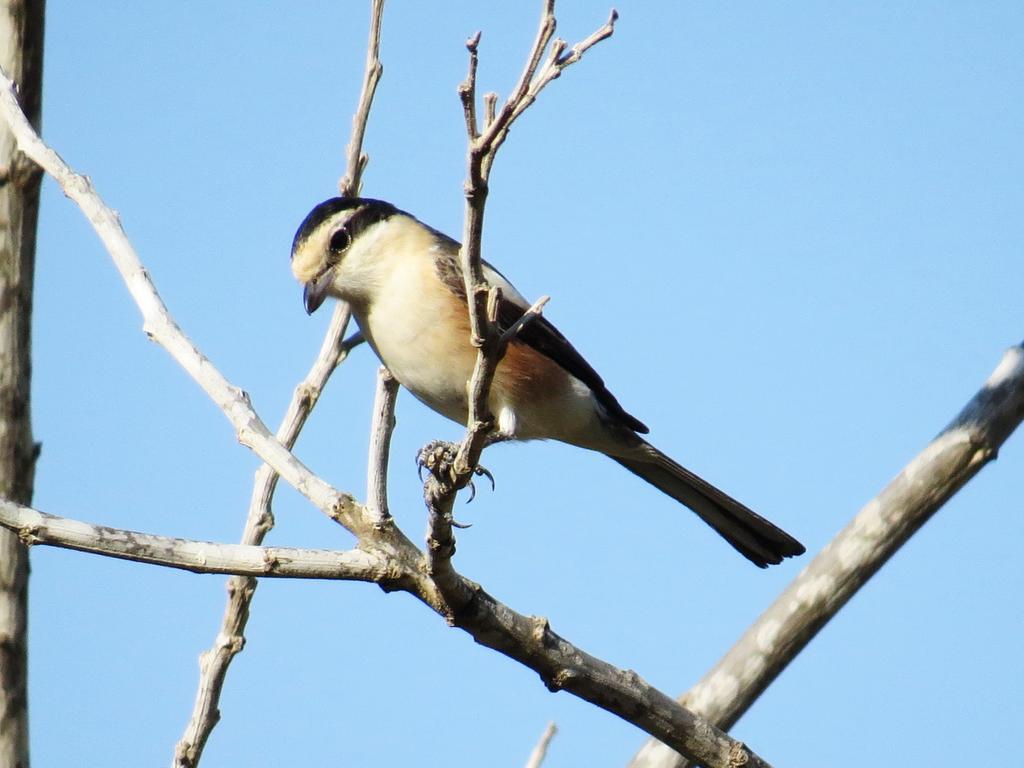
xmin=339 ymin=0 xmax=386 ymax=197
xmin=628 ymin=341 xmax=1024 ymax=768
xmin=425 ymin=0 xmax=616 ymax=584
xmin=458 ymin=31 xmax=482 ymax=140
xmin=524 ymin=722 xmax=558 ymax=768
xmin=366 ymin=367 xmax=399 ymax=524
xmin=178 ymin=1 xmax=386 ymax=762
xmin=498 ymin=294 xmax=550 ymax=350
xmin=174 ymin=302 xmax=355 ymax=767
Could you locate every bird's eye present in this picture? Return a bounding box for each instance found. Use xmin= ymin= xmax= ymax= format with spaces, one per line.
xmin=329 ymin=228 xmax=351 ymax=254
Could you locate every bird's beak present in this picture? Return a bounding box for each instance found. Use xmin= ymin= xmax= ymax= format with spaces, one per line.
xmin=303 ymin=268 xmax=335 ymax=315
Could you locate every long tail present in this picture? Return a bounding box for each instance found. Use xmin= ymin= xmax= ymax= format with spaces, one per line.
xmin=612 ymin=443 xmax=804 ymax=568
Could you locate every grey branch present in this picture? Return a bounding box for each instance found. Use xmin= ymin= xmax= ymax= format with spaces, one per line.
xmin=173 ymin=302 xmax=357 ymax=768
xmin=0 ymin=70 xmax=368 ymax=540
xmin=0 ymin=7 xmax=778 ymax=766
xmin=339 ymin=0 xmax=385 ymax=197
xmin=416 ymin=4 xmax=773 ymax=767
xmin=629 ymin=341 xmax=1024 ymax=768
xmin=0 ymin=500 xmax=392 ymax=582
xmin=177 ymin=0 xmax=386 ymax=762
xmin=428 ymin=0 xmax=615 ymax=557
xmin=524 ymin=722 xmax=558 ymax=768
xmin=0 ymin=3 xmax=43 ymax=766
xmin=366 ymin=366 xmax=399 ymax=524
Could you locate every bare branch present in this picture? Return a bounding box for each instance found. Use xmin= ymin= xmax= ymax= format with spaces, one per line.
xmin=1 ymin=9 xmax=776 ymax=765
xmin=173 ymin=301 xmax=356 ymax=768
xmin=339 ymin=0 xmax=386 ymax=197
xmin=178 ymin=1 xmax=386 ymax=759
xmin=628 ymin=341 xmax=1024 ymax=768
xmin=498 ymin=294 xmax=550 ymax=349
xmin=0 ymin=500 xmax=393 ymax=582
xmin=0 ymin=482 xmax=770 ymax=767
xmin=524 ymin=722 xmax=558 ymax=768
xmin=458 ymin=31 xmax=482 ymax=140
xmin=0 ymin=3 xmax=44 ymax=764
xmin=506 ymin=0 xmax=558 ymax=111
xmin=445 ymin=1 xmax=616 ymax=491
xmin=423 ymin=576 xmax=773 ymax=768
xmin=366 ymin=366 xmax=399 ymax=524
xmin=0 ymin=70 xmax=372 ymax=538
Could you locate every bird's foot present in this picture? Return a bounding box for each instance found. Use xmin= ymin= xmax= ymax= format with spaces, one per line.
xmin=416 ymin=440 xmax=496 ymax=505
xmin=416 ymin=440 xmax=459 ymax=484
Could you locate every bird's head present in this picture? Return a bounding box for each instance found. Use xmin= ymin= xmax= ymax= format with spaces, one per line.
xmin=290 ymin=197 xmax=402 ymax=314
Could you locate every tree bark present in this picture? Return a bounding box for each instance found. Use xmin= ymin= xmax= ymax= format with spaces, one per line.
xmin=0 ymin=2 xmax=44 ymax=767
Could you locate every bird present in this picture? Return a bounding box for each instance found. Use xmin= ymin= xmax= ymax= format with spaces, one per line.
xmin=291 ymin=197 xmax=805 ymax=567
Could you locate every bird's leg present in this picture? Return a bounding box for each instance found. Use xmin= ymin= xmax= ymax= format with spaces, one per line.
xmin=483 ymin=430 xmax=513 ymax=448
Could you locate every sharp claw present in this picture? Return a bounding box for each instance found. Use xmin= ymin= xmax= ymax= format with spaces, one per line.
xmin=451 ymin=518 xmax=473 ymax=529
xmin=466 ymin=479 xmax=477 ymax=503
xmin=474 ymin=465 xmax=496 ymax=491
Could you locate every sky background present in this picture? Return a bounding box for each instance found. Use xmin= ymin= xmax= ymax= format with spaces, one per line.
xmin=24 ymin=2 xmax=1022 ymax=766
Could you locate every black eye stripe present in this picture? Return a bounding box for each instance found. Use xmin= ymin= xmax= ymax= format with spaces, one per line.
xmin=292 ymin=198 xmax=399 ymax=260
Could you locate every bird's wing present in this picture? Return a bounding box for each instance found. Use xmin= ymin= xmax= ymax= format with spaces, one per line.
xmin=489 ymin=276 xmax=650 ymax=435
xmin=427 ymin=227 xmax=648 ymax=434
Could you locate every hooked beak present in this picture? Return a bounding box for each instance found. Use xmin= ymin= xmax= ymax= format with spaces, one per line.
xmin=303 ymin=267 xmax=335 ymax=315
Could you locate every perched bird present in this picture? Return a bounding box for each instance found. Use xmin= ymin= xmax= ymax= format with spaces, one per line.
xmin=291 ymin=197 xmax=804 ymax=567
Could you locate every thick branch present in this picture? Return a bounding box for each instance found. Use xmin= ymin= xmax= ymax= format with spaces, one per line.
xmin=415 ymin=572 xmax=772 ymax=768
xmin=629 ymin=341 xmax=1024 ymax=768
xmin=0 ymin=501 xmax=397 ymax=583
xmin=0 ymin=3 xmax=44 ymax=766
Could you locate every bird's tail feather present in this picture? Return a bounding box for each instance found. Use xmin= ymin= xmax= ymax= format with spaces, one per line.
xmin=612 ymin=444 xmax=804 ymax=568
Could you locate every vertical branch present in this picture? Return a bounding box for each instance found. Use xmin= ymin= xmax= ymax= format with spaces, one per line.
xmin=454 ymin=1 xmax=616 ymax=478
xmin=422 ymin=1 xmax=616 ymax=582
xmin=339 ymin=0 xmax=385 ymax=198
xmin=0 ymin=3 xmax=44 ymax=767
xmin=365 ymin=367 xmax=398 ymax=524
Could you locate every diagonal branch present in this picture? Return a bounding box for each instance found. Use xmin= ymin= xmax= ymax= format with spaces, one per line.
xmin=628 ymin=341 xmax=1024 ymax=768
xmin=177 ymin=2 xmax=387 ymax=764
xmin=524 ymin=722 xmax=558 ymax=768
xmin=173 ymin=302 xmax=357 ymax=768
xmin=0 ymin=8 xmax=780 ymax=766
xmin=0 ymin=70 xmax=367 ymax=538
xmin=339 ymin=0 xmax=385 ymax=198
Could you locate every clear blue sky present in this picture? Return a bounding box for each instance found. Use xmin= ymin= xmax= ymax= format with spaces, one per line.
xmin=28 ymin=2 xmax=1022 ymax=766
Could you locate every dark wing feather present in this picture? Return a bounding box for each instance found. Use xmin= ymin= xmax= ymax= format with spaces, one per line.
xmin=427 ymin=227 xmax=649 ymax=435
xmin=494 ymin=295 xmax=650 ymax=435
